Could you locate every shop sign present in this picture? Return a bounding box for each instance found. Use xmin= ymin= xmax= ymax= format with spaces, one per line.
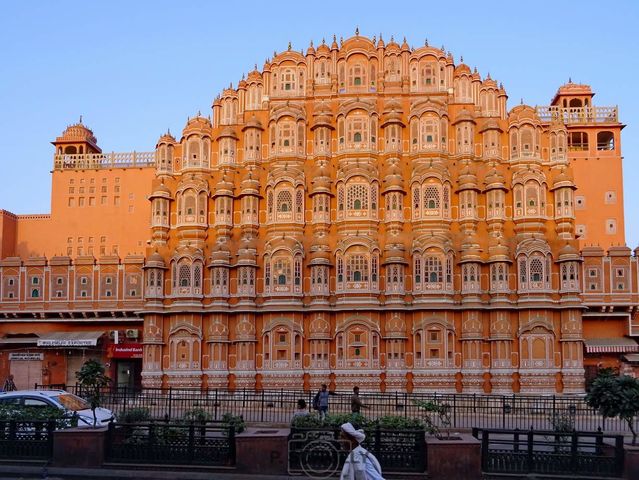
xmin=108 ymin=344 xmax=143 ymax=359
xmin=37 ymin=339 xmax=97 ymax=347
xmin=9 ymin=352 xmax=44 ymax=361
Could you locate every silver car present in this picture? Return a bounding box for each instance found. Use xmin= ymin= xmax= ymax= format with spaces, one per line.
xmin=0 ymin=389 xmax=115 ymax=427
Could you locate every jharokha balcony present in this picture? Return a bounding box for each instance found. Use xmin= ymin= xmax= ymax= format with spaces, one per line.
xmin=54 ymin=151 xmax=155 ymax=170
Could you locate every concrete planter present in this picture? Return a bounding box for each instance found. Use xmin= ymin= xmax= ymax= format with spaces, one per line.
xmin=52 ymin=426 xmax=108 ymax=467
xmin=425 ymin=433 xmax=481 ymax=480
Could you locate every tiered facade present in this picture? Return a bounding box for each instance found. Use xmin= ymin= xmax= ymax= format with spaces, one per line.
xmin=1 ymin=33 xmax=637 ymax=393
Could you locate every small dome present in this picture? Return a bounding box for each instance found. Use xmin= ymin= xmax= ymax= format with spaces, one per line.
xmin=452 ymin=109 xmax=475 ymax=125
xmin=458 ymin=164 xmax=478 ymax=190
xmin=149 ymin=182 xmax=172 ymax=199
xmin=217 ymin=126 xmax=239 ymax=140
xmin=145 ymin=252 xmax=166 ymax=268
xmin=57 ymin=121 xmax=98 ymax=145
xmin=182 ymin=114 xmax=212 ymax=135
xmin=156 ymin=131 xmax=176 ymax=145
xmin=484 ymin=168 xmax=506 ymax=191
xmin=239 ymin=172 xmax=261 ymax=196
xmin=213 ymin=176 xmax=234 ymax=197
xmin=454 ymin=63 xmax=471 ymax=76
xmin=479 ymin=118 xmax=502 ymax=133
xmin=242 ymin=115 xmax=263 ymax=131
xmin=488 ymin=238 xmax=511 ymax=263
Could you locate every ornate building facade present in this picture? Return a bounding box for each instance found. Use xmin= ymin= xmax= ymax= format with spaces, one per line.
xmin=1 ymin=33 xmax=637 ymax=393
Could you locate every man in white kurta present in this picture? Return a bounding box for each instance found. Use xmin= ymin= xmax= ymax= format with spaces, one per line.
xmin=339 ymin=422 xmax=384 ymax=480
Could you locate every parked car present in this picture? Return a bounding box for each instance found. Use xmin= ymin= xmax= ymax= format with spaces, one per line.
xmin=0 ymin=389 xmax=115 ymax=427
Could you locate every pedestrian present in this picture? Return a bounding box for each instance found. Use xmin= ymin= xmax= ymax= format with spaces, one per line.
xmin=339 ymin=422 xmax=384 ymax=480
xmin=291 ymin=399 xmax=310 ymax=422
xmin=350 ymin=386 xmax=369 ymax=414
xmin=2 ymin=374 xmax=16 ymax=392
xmin=313 ymin=383 xmax=337 ymax=421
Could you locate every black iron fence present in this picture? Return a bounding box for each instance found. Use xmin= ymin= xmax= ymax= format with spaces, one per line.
xmin=105 ymin=421 xmax=235 ymax=466
xmin=288 ymin=426 xmax=426 ymax=475
xmin=36 ymin=384 xmax=637 ymax=435
xmin=0 ymin=420 xmax=55 ymax=461
xmin=473 ymin=427 xmax=624 ymax=478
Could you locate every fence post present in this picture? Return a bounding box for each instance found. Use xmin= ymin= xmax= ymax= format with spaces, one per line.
xmin=481 ymin=429 xmax=489 ymax=471
xmin=552 ymin=395 xmax=556 ymax=423
xmin=473 ymin=393 xmax=476 ymax=413
xmin=595 ymin=427 xmax=603 ymax=455
xmin=453 ymin=393 xmax=457 ymax=428
xmin=261 ymin=389 xmax=265 ymax=422
xmin=514 ymin=428 xmax=520 ymax=453
xmin=122 ymin=386 xmax=128 ymax=417
xmin=614 ymin=435 xmax=624 ymax=477
xmin=9 ymin=420 xmax=16 ymax=441
xmin=570 ymin=431 xmax=578 ymax=471
xmin=527 ymin=427 xmax=534 ymax=473
xmin=168 ymin=386 xmax=173 ymax=421
xmin=404 ymin=392 xmax=408 ymax=419
xmin=188 ymin=422 xmax=195 ymax=463
xmin=229 ymin=424 xmax=236 ymax=466
xmin=47 ymin=420 xmax=55 ymax=457
xmin=214 ymin=389 xmax=219 ymax=421
xmin=374 ymin=424 xmax=381 ymax=457
xmin=502 ymin=396 xmax=506 ymax=429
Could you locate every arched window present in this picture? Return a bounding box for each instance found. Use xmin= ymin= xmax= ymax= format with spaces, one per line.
xmin=179 ymin=264 xmax=191 ymax=287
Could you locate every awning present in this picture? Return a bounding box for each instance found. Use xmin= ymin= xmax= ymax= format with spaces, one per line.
xmin=0 ymin=335 xmax=39 ymax=345
xmin=623 ymin=354 xmax=639 ymax=364
xmin=37 ymin=331 xmax=105 ymax=348
xmin=584 ymin=337 xmax=639 ymax=354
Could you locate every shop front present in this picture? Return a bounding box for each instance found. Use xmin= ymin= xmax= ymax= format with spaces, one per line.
xmin=107 ymin=343 xmax=143 ymax=389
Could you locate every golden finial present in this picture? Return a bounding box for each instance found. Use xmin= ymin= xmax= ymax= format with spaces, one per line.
xmin=355 ymin=26 xmax=359 ymax=36
xmin=288 ymin=41 xmax=292 ymax=51
xmin=79 ymin=115 xmax=83 ymax=124
xmin=322 ymin=37 xmax=325 ymax=45
xmin=390 ymin=35 xmax=394 ymax=42
xmin=425 ymin=38 xmax=428 ymax=46
xmin=340 ymin=36 xmax=343 ymax=45
xmin=372 ymin=35 xmax=376 ymax=44
xmin=568 ymin=77 xmax=572 ymax=83
xmin=460 ymin=56 xmax=464 ymax=62
xmin=254 ymin=63 xmax=257 ymax=70
xmin=520 ymin=98 xmax=524 ymax=105
xmin=310 ymin=40 xmax=313 ymax=47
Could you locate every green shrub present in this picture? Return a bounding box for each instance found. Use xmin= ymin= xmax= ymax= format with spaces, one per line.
xmin=0 ymin=405 xmax=75 ymax=429
xmin=120 ymin=407 xmax=151 ymax=424
xmin=291 ymin=414 xmax=323 ymax=428
xmin=373 ymin=415 xmax=424 ymax=430
xmin=221 ymin=413 xmax=245 ymax=435
xmin=324 ymin=413 xmax=369 ymax=429
xmin=183 ymin=408 xmax=212 ymax=423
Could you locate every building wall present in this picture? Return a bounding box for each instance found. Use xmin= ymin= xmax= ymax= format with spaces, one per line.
xmin=0 ymin=33 xmax=637 ymax=393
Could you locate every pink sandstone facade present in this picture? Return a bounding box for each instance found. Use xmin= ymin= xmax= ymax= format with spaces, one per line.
xmin=0 ymin=33 xmax=637 ymax=393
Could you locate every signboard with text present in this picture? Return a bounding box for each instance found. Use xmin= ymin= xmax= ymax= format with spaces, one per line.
xmin=9 ymin=353 xmax=44 ymax=361
xmin=108 ymin=344 xmax=143 ymax=359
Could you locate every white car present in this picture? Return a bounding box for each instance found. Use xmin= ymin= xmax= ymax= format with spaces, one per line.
xmin=0 ymin=389 xmax=115 ymax=428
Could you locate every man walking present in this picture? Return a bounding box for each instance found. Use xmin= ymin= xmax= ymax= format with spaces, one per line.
xmin=350 ymin=386 xmax=369 ymax=414
xmin=313 ymin=383 xmax=336 ymax=420
xmin=2 ymin=374 xmax=17 ymax=392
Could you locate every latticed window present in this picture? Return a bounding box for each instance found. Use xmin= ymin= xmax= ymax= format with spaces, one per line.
xmin=337 ymin=257 xmax=344 ymax=283
xmin=179 ymin=264 xmax=191 ymax=287
xmin=347 ymin=255 xmax=368 ymax=282
xmin=414 ymin=257 xmax=422 ymax=285
xmin=273 ymin=258 xmax=291 ymax=286
xmin=295 ymin=189 xmax=303 ymax=214
xmin=424 ymin=185 xmax=440 ymax=212
xmin=519 ymin=258 xmax=527 ymax=285
xmin=277 ymin=190 xmax=293 ymax=212
xmin=193 ymin=265 xmax=202 ymax=288
xmin=530 ymin=258 xmax=543 ymax=283
xmin=347 ymin=184 xmax=369 ymax=211
xmin=412 ymin=187 xmax=421 ymax=219
xmin=425 ymin=256 xmax=443 ymax=284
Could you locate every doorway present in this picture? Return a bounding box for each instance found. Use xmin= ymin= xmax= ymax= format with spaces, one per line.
xmin=115 ymin=360 xmax=140 ymax=389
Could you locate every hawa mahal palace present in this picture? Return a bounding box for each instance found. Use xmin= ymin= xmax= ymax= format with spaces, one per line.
xmin=0 ymin=32 xmax=637 ymax=394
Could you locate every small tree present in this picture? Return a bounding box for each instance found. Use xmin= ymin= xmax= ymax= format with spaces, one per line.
xmin=586 ymin=373 xmax=639 ymax=445
xmin=76 ymin=359 xmax=111 ymax=427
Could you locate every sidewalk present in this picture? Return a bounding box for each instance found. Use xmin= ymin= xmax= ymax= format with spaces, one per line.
xmin=0 ymin=465 xmax=300 ymax=480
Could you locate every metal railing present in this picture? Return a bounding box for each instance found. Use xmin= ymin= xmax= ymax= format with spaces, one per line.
xmin=0 ymin=419 xmax=56 ymax=461
xmin=53 ymin=151 xmax=155 ymax=170
xmin=289 ymin=426 xmax=426 ymax=474
xmin=105 ymin=420 xmax=235 ymax=466
xmin=36 ymin=385 xmax=638 ymax=436
xmin=473 ymin=427 xmax=624 ymax=477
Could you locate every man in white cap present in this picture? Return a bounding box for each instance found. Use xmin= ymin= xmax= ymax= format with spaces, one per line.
xmin=339 ymin=422 xmax=384 ymax=480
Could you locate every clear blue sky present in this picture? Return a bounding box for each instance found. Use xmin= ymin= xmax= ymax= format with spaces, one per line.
xmin=1 ymin=1 xmax=637 ymax=247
